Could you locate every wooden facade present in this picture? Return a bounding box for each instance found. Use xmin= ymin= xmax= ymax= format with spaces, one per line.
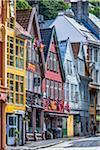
xmin=0 ymin=0 xmax=7 ymax=149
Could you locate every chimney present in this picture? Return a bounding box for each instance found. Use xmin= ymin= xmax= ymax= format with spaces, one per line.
xmin=71 ymin=0 xmax=89 ymax=21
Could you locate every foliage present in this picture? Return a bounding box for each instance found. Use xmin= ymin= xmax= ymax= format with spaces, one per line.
xmin=89 ymin=0 xmax=100 ymax=18
xmin=89 ymin=7 xmax=100 ymax=18
xmin=38 ymin=0 xmax=70 ymax=20
xmin=16 ymin=0 xmax=32 ymax=10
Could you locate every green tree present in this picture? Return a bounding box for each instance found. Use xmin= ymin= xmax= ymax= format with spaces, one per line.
xmin=89 ymin=7 xmax=100 ymax=18
xmin=16 ymin=0 xmax=32 ymax=10
xmin=38 ymin=0 xmax=70 ymax=20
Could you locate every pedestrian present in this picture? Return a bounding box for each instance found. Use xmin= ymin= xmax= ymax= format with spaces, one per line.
xmin=94 ymin=124 xmax=96 ymax=135
xmin=90 ymin=121 xmax=94 ymax=135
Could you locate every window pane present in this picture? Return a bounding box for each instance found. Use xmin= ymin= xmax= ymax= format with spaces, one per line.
xmin=10 ymin=74 xmax=14 ymax=79
xmin=16 ymin=39 xmax=19 ymax=44
xmin=10 ymin=49 xmax=13 ymax=54
xmin=10 ymin=81 xmax=13 ymax=90
xmin=20 ymin=47 xmax=24 ymax=57
xmin=16 ymin=57 xmax=18 ymax=67
xmin=10 ymin=61 xmax=14 ymax=66
xmin=16 ymin=75 xmax=19 ymax=80
xmin=20 ymin=95 xmax=23 ymax=104
xmin=20 ymin=83 xmax=23 ymax=92
xmin=20 ymin=59 xmax=24 ymax=69
xmin=20 ymin=41 xmax=24 ymax=46
xmin=16 ymin=46 xmax=18 ymax=55
xmin=16 ymin=82 xmax=18 ymax=92
xmin=16 ymin=94 xmax=19 ymax=104
xmin=20 ymin=76 xmax=24 ymax=81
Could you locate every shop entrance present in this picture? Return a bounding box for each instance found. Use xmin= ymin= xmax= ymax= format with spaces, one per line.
xmin=7 ymin=115 xmax=18 ymax=145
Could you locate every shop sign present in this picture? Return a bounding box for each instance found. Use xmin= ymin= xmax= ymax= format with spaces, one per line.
xmin=96 ymin=115 xmax=100 ymax=121
xmin=27 ymin=63 xmax=36 ymax=73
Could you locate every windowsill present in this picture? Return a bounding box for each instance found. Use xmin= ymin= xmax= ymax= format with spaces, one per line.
xmin=7 ymin=65 xmax=25 ymax=70
xmin=6 ymin=102 xmax=24 ymax=106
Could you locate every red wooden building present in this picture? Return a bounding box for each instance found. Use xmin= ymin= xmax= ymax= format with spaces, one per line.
xmin=41 ymin=27 xmax=67 ymax=138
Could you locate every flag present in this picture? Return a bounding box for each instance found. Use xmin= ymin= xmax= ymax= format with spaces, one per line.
xmin=40 ymin=42 xmax=45 ymax=52
xmin=65 ymin=102 xmax=70 ymax=112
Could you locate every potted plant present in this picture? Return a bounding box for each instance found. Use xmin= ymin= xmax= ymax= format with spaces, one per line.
xmin=14 ymin=129 xmax=20 ymax=146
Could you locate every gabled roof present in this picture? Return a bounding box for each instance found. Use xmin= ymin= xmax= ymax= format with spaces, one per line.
xmin=40 ymin=28 xmax=52 ymax=61
xmin=16 ymin=7 xmax=41 ymax=39
xmin=40 ymin=27 xmax=65 ymax=82
xmin=16 ymin=7 xmax=45 ymax=78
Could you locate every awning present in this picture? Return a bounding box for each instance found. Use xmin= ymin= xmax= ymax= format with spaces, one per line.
xmin=45 ymin=112 xmax=68 ymax=118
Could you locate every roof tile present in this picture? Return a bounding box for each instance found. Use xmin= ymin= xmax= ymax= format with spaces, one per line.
xmin=16 ymin=9 xmax=32 ymax=30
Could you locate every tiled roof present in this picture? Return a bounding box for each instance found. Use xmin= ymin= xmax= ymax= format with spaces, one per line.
xmin=40 ymin=28 xmax=52 ymax=60
xmin=16 ymin=9 xmax=32 ymax=30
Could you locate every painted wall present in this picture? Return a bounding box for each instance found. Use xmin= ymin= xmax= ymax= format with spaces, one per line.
xmin=67 ymin=115 xmax=74 ymax=137
xmin=42 ymin=40 xmax=64 ymax=112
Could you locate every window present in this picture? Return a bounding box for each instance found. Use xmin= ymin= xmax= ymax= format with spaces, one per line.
xmin=54 ymin=82 xmax=58 ymax=100
xmin=67 ymin=60 xmax=72 ymax=75
xmin=53 ymin=54 xmax=57 ymax=72
xmin=96 ymin=70 xmax=99 ymax=83
xmin=71 ymin=84 xmax=73 ymax=101
xmin=7 ymin=36 xmax=14 ymax=66
xmin=49 ymin=52 xmax=53 ymax=70
xmin=7 ymin=73 xmax=14 ymax=103
xmin=7 ymin=73 xmax=24 ymax=104
xmin=78 ymin=59 xmax=84 ymax=75
xmin=27 ymin=41 xmax=31 ymax=62
xmin=89 ymin=48 xmax=92 ymax=62
xmin=75 ymin=85 xmax=78 ymax=101
xmin=94 ymin=49 xmax=98 ymax=62
xmin=16 ymin=38 xmax=24 ymax=69
xmin=46 ymin=79 xmax=50 ymax=98
xmin=48 ymin=52 xmax=58 ymax=72
xmin=28 ymin=72 xmax=33 ymax=92
xmin=66 ymin=83 xmax=69 ymax=100
xmin=94 ymin=70 xmax=98 ymax=83
xmin=15 ymin=75 xmax=24 ymax=104
xmin=58 ymin=83 xmax=62 ymax=100
xmin=50 ymin=81 xmax=54 ymax=99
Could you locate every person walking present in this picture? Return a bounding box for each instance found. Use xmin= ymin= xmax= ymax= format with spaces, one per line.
xmin=94 ymin=123 xmax=96 ymax=135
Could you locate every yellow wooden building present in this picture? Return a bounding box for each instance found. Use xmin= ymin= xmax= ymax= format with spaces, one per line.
xmin=5 ymin=0 xmax=31 ymax=146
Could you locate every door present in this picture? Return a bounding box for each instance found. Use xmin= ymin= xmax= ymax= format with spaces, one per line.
xmin=7 ymin=115 xmax=18 ymax=145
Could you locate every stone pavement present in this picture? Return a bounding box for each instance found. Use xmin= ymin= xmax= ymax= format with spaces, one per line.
xmin=6 ymin=136 xmax=90 ymax=150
